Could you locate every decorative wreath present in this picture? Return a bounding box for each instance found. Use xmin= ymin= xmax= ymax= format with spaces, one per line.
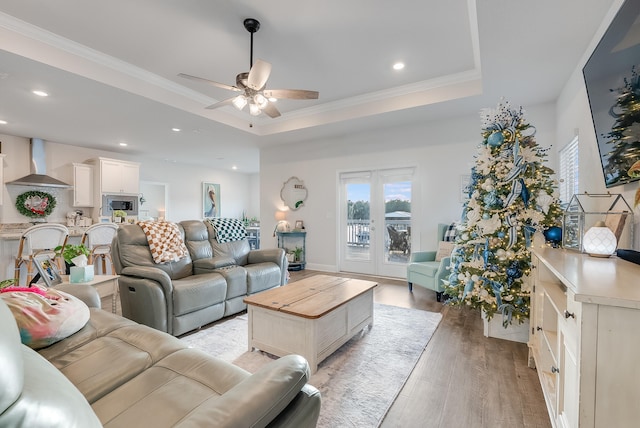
xmin=15 ymin=190 xmax=57 ymax=218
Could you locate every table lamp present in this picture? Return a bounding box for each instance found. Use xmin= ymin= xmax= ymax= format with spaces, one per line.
xmin=583 ymin=221 xmax=617 ymax=257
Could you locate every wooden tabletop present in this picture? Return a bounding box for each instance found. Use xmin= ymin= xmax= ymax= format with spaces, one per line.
xmin=244 ymin=274 xmax=377 ymax=319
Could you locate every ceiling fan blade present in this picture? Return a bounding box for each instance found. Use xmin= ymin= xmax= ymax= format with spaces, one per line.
xmin=178 ymin=73 xmax=242 ymax=92
xmin=263 ymin=89 xmax=319 ymax=100
xmin=247 ymin=59 xmax=272 ymax=90
xmin=262 ymin=102 xmax=281 ymax=118
xmin=205 ymin=97 xmax=236 ymax=110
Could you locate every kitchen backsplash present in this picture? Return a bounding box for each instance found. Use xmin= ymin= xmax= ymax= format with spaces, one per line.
xmin=4 ymin=185 xmax=76 ymax=224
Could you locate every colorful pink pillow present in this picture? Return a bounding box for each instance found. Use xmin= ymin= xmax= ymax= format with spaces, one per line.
xmin=0 ymin=287 xmax=89 ymax=349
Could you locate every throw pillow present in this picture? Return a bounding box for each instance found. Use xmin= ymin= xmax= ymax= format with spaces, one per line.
xmin=443 ymin=223 xmax=457 ymax=242
xmin=0 ymin=287 xmax=90 ymax=349
xmin=138 ymin=220 xmax=188 ymax=264
xmin=435 ymin=241 xmax=456 ymax=262
xmin=208 ymin=218 xmax=247 ymax=243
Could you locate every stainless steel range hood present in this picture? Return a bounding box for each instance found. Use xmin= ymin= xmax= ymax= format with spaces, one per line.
xmin=7 ymin=138 xmax=71 ymax=188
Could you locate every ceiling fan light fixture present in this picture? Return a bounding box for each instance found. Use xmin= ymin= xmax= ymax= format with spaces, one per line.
xmin=232 ymin=95 xmax=248 ymax=110
xmin=254 ymin=93 xmax=268 ymax=108
xmin=249 ymin=103 xmax=262 ymax=116
xmin=179 ymin=17 xmax=317 ymax=119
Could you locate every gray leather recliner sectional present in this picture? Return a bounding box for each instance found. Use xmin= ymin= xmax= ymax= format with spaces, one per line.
xmin=112 ymin=220 xmax=286 ymax=336
xmin=0 ymin=285 xmax=321 ymax=428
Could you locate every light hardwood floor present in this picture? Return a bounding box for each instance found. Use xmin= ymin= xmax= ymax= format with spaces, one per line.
xmin=289 ymin=269 xmax=551 ymax=428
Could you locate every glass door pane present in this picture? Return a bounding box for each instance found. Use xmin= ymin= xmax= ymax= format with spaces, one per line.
xmin=340 ymin=168 xmax=414 ymax=278
xmin=346 ymin=182 xmax=371 ymax=262
xmin=383 ymin=180 xmax=412 ymax=265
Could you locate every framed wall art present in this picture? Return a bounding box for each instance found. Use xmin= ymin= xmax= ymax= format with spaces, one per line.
xmin=203 ymin=182 xmax=221 ymax=218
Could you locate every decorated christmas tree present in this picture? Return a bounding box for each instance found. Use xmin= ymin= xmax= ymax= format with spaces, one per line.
xmin=601 ymin=66 xmax=640 ymax=188
xmin=444 ymin=100 xmax=563 ymax=326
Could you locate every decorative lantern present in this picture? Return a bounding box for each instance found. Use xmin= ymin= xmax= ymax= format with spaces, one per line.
xmin=562 ymin=192 xmax=633 ymax=252
xmin=583 ymin=221 xmax=617 ymax=257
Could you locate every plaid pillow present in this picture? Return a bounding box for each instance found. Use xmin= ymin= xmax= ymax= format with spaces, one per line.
xmin=443 ymin=223 xmax=457 ymax=242
xmin=208 ymin=218 xmax=247 ymax=243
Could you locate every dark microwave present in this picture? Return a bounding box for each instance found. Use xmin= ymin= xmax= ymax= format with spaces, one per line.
xmin=101 ymin=194 xmax=139 ymax=216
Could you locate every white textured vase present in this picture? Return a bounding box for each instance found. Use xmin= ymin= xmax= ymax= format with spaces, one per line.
xmin=583 ymin=222 xmax=617 ymax=257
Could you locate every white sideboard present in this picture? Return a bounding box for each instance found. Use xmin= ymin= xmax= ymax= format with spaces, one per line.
xmin=529 ymin=247 xmax=640 ymax=428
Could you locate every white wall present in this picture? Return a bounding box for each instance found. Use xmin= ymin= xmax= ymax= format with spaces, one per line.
xmin=260 ymin=103 xmax=558 ymax=272
xmin=0 ymin=134 xmax=254 ymax=224
xmin=555 ymin=0 xmax=639 ymax=248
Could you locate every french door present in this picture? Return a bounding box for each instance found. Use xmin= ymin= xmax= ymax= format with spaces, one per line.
xmin=339 ymin=167 xmax=414 ymax=278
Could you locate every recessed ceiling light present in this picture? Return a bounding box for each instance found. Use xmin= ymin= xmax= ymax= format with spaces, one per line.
xmin=172 ymin=127 xmax=181 ymax=132
xmin=232 ymin=165 xmax=238 ymax=170
xmin=119 ymin=142 xmax=128 ymax=147
xmin=32 ymin=90 xmax=48 ymax=97
xmin=0 ymin=120 xmax=7 ymax=125
xmin=393 ymin=62 xmax=405 ymax=71
xmin=268 ymin=97 xmax=277 ymax=103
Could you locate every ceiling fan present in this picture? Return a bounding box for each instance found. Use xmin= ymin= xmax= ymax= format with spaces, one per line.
xmin=178 ymin=18 xmax=319 ymax=118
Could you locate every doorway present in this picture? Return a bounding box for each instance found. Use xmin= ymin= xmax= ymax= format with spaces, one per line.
xmin=339 ymin=168 xmax=414 ymax=278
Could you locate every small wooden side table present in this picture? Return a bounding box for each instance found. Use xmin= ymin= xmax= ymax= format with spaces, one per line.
xmin=59 ymin=274 xmax=120 ymax=314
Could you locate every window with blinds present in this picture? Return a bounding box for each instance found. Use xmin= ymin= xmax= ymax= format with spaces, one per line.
xmin=559 ymin=136 xmax=579 ymax=207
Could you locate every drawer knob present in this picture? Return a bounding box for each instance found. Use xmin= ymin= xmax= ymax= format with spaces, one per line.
xmin=551 ymin=366 xmax=560 ymax=374
xmin=564 ymin=310 xmax=575 ymax=319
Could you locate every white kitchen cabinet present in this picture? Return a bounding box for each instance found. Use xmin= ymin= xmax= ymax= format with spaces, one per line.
xmin=0 ymin=154 xmax=5 ymax=205
xmin=72 ymin=163 xmax=94 ymax=207
xmin=91 ymin=157 xmax=140 ymax=195
xmin=529 ymin=247 xmax=640 ymax=428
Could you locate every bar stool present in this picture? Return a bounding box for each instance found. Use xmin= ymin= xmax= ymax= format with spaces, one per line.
xmin=15 ymin=223 xmax=69 ymax=286
xmin=81 ymin=223 xmax=118 ymax=275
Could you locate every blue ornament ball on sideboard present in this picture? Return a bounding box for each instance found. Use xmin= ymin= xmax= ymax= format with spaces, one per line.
xmin=543 ymin=226 xmax=562 ymax=247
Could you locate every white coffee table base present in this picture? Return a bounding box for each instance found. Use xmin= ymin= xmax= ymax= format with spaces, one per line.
xmin=59 ymin=275 xmax=119 ymax=313
xmin=247 ymin=290 xmax=373 ymax=374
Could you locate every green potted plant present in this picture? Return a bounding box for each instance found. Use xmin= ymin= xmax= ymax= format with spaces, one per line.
xmin=55 ymin=244 xmax=90 ymax=274
xmin=113 ymin=210 xmax=127 ymax=223
xmin=292 ymin=246 xmax=304 ymax=263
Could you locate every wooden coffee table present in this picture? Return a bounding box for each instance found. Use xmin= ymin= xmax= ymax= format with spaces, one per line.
xmin=243 ymin=275 xmax=377 ymax=373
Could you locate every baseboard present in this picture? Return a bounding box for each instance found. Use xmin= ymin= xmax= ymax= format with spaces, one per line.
xmin=304 ymin=263 xmax=337 ymax=272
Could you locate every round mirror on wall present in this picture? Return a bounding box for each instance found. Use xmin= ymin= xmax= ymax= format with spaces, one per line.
xmin=281 ymin=177 xmax=308 ymax=211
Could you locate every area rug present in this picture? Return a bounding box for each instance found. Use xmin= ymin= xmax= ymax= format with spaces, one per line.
xmin=180 ymin=303 xmax=442 ymax=427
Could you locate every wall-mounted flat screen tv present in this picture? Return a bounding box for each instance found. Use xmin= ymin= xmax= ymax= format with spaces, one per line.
xmin=583 ymin=0 xmax=640 ymax=188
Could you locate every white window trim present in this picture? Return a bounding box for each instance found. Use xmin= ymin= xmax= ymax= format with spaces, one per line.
xmin=559 ymin=136 xmax=579 ymax=207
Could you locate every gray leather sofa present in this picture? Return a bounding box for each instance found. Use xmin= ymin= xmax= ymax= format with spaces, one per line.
xmin=0 ymin=285 xmax=321 ymax=428
xmin=112 ymin=220 xmax=286 ymax=336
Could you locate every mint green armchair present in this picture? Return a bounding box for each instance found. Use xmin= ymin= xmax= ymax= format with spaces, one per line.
xmin=406 ymin=223 xmax=452 ymax=302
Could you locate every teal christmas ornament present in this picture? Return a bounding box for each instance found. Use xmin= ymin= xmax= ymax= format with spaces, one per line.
xmin=543 ymin=226 xmax=562 ymax=246
xmin=483 ymin=191 xmax=503 ymax=209
xmin=487 ymin=132 xmax=504 ymax=147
